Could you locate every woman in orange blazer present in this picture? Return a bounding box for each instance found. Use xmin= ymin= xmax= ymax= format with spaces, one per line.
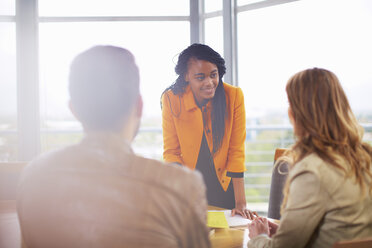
xmin=161 ymin=44 xmax=256 ymax=219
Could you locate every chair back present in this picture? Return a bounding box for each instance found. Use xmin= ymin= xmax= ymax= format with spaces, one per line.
xmin=274 ymin=148 xmax=287 ymax=161
xmin=0 ymin=162 xmax=28 ymax=200
xmin=333 ymin=237 xmax=372 ymax=248
xmin=267 ymin=148 xmax=289 ymax=220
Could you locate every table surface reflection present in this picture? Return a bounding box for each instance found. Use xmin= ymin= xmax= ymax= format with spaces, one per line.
xmin=210 ymin=227 xmax=249 ymax=248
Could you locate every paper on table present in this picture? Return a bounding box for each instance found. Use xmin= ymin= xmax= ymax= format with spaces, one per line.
xmin=208 ymin=210 xmax=252 ymax=227
xmin=207 ymin=211 xmax=229 ymax=228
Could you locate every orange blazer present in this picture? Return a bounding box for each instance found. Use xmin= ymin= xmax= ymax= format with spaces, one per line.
xmin=162 ymin=82 xmax=246 ymax=191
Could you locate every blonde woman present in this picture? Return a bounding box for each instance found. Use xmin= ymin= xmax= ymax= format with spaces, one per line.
xmin=248 ymin=68 xmax=372 ymax=247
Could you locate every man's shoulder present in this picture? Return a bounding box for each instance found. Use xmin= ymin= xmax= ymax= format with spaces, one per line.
xmin=133 ymin=154 xmax=205 ymax=183
xmin=133 ymin=155 xmax=205 ymax=194
xmin=20 ymin=143 xmax=93 ymax=186
xmin=25 ymin=144 xmax=81 ymax=170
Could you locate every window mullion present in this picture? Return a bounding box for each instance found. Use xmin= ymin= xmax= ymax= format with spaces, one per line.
xmin=223 ymin=0 xmax=237 ymax=85
xmin=16 ymin=0 xmax=41 ymax=161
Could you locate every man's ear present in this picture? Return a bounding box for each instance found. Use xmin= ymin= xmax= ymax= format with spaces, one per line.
xmin=68 ymin=100 xmax=80 ymax=121
xmin=136 ymin=95 xmax=143 ymax=119
xmin=288 ymin=106 xmax=295 ymax=126
xmin=184 ymin=73 xmax=189 ymax=83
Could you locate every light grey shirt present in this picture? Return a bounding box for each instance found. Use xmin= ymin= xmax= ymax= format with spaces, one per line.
xmin=17 ymin=133 xmax=210 ymax=248
xmin=249 ymin=153 xmax=372 ymax=248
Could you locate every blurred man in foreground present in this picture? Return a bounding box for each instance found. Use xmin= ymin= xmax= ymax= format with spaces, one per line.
xmin=17 ymin=45 xmax=210 ymax=248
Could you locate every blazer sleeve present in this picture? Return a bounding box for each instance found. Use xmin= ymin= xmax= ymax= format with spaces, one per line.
xmin=226 ymin=87 xmax=246 ymax=173
xmin=248 ymin=170 xmax=327 ymax=248
xmin=161 ymin=92 xmax=184 ymax=165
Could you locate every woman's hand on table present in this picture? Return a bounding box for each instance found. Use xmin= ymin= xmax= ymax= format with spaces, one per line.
xmin=231 ymin=202 xmax=258 ymax=220
xmin=248 ymin=217 xmax=270 ymax=238
xmin=268 ymin=219 xmax=279 ymax=237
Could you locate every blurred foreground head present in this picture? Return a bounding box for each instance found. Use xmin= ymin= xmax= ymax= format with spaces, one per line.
xmin=69 ymin=45 xmax=140 ymax=132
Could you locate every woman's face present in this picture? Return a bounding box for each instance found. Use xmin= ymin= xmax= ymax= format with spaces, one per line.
xmin=288 ymin=106 xmax=295 ymax=127
xmin=185 ymin=59 xmax=219 ymax=105
xmin=288 ymin=105 xmax=300 ymax=136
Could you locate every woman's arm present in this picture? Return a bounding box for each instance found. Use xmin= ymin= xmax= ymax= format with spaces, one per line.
xmin=226 ymin=87 xmax=246 ymax=173
xmin=226 ymin=88 xmax=257 ymax=218
xmin=248 ymin=171 xmax=326 ymax=248
xmin=248 ymin=217 xmax=278 ymax=238
xmin=231 ymin=177 xmax=258 ymax=219
xmin=161 ymin=93 xmax=183 ymax=164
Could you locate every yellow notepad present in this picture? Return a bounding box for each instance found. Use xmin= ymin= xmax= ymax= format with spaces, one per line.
xmin=207 ymin=211 xmax=229 ymax=229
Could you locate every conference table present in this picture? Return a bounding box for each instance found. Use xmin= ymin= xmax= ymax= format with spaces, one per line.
xmin=210 ymin=226 xmax=249 ymax=248
xmin=208 ymin=205 xmax=250 ymax=248
xmin=0 ymin=201 xmax=257 ymax=248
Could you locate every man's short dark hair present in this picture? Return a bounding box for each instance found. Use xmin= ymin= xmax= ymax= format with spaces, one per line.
xmin=69 ymin=45 xmax=140 ymax=131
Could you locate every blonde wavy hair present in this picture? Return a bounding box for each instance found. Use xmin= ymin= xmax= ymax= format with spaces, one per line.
xmin=280 ymin=68 xmax=372 ymax=212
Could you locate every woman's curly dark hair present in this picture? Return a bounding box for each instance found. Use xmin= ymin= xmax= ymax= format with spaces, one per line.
xmin=161 ymin=43 xmax=227 ymax=154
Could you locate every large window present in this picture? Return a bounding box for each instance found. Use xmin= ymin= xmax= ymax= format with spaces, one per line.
xmin=238 ymin=0 xmax=372 ymax=119
xmin=4 ymin=0 xmax=372 ymax=214
xmin=0 ymin=1 xmax=16 ymax=161
xmin=39 ymin=21 xmax=189 ymax=154
xmin=237 ymin=0 xmax=372 ymax=208
xmin=35 ymin=1 xmax=190 ymax=157
xmin=204 ymin=16 xmax=224 ymax=57
xmin=2 ymin=0 xmax=190 ymax=161
xmin=0 ymin=0 xmax=15 ymax=15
